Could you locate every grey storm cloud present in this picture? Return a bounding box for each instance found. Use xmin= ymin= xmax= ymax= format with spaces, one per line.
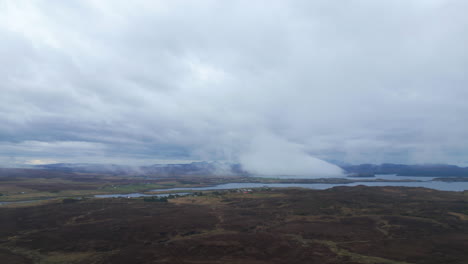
xmin=1 ymin=0 xmax=468 ymax=174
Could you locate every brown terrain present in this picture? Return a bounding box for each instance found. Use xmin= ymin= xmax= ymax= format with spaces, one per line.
xmin=0 ymin=186 xmax=467 ymax=264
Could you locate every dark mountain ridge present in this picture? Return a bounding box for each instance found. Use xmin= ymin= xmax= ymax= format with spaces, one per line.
xmin=29 ymin=162 xmax=468 ymax=177
xmin=33 ymin=162 xmax=246 ymax=177
xmin=341 ymin=163 xmax=468 ymax=177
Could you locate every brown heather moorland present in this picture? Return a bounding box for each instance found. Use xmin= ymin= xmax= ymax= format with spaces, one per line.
xmin=0 ymin=186 xmax=467 ymax=264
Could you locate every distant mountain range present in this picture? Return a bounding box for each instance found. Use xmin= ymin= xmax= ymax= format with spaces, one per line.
xmin=34 ymin=162 xmax=246 ymax=177
xmin=340 ymin=163 xmax=468 ymax=177
xmin=30 ymin=162 xmax=468 ymax=177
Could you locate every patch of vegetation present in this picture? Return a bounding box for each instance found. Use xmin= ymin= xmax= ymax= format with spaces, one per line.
xmin=62 ymin=198 xmax=80 ymax=204
xmin=0 ymin=186 xmax=467 ymax=264
xmin=100 ymin=183 xmax=165 ymax=193
xmin=143 ymin=196 xmax=168 ymax=202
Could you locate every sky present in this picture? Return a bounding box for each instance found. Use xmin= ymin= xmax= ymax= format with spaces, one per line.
xmin=1 ymin=0 xmax=468 ymax=173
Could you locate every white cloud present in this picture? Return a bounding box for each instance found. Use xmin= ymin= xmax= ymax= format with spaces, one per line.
xmin=1 ymin=0 xmax=468 ymax=172
xmin=24 ymin=159 xmax=58 ymax=165
xmin=239 ymin=132 xmax=343 ymax=178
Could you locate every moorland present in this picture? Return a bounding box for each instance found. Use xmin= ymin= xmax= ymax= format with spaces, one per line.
xmin=0 ymin=186 xmax=467 ymax=264
xmin=0 ymin=168 xmax=420 ymax=203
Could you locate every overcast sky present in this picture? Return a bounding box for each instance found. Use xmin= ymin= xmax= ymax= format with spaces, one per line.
xmin=1 ymin=0 xmax=468 ymax=169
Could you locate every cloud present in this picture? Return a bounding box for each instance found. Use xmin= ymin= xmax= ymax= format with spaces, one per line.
xmin=239 ymin=132 xmax=343 ymax=178
xmin=1 ymin=0 xmax=468 ymax=171
xmin=24 ymin=159 xmax=58 ymax=165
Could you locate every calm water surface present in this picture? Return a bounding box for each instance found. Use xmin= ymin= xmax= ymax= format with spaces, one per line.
xmin=94 ymin=192 xmax=190 ymax=198
xmin=2 ymin=175 xmax=466 ymax=205
xmin=150 ymin=175 xmax=468 ymax=192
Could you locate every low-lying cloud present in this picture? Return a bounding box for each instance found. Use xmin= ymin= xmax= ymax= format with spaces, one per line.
xmin=239 ymin=133 xmax=343 ymax=178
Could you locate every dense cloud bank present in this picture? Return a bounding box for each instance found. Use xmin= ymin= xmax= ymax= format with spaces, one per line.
xmin=1 ymin=1 xmax=468 ymax=175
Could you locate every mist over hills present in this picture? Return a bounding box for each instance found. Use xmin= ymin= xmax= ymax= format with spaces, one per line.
xmin=30 ymin=162 xmax=468 ymax=178
xmin=341 ymin=163 xmax=468 ymax=177
xmin=33 ymin=162 xmax=246 ymax=177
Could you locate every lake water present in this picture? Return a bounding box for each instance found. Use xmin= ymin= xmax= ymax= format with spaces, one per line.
xmin=150 ymin=181 xmax=468 ymax=192
xmin=94 ymin=192 xmax=190 ymax=198
xmin=347 ymin=174 xmax=435 ymax=181
xmin=149 ymin=175 xmax=468 ymax=192
xmin=2 ymin=175 xmax=466 ymax=205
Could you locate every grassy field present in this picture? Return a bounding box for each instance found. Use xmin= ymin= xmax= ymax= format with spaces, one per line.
xmin=0 ymin=174 xmax=214 ymax=202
